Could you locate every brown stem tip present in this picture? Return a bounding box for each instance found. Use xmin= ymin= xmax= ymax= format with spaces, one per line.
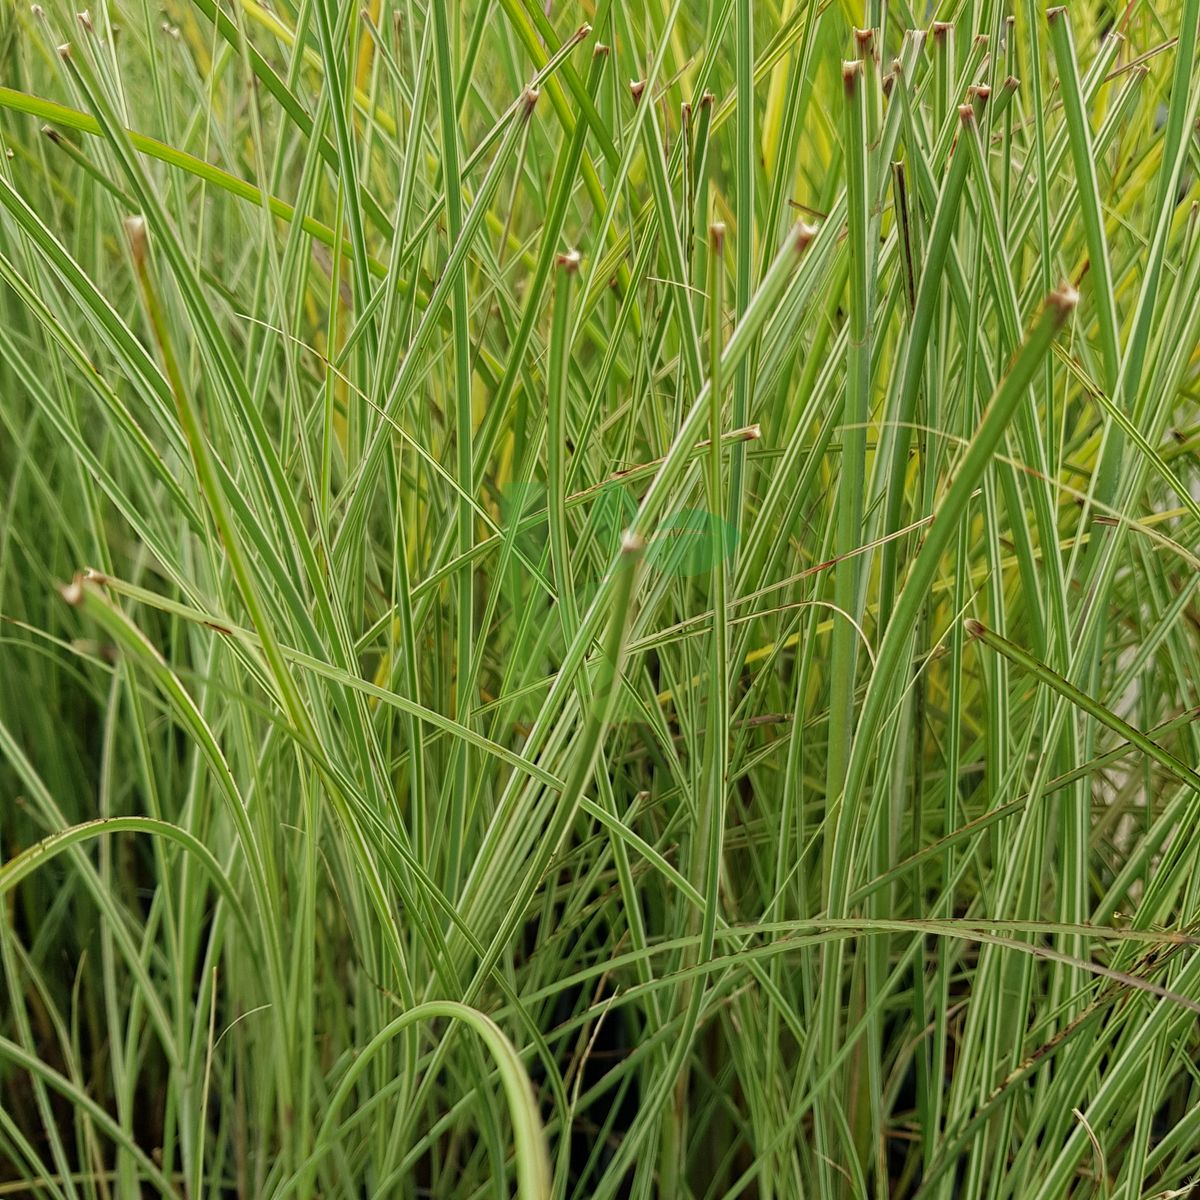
xmin=124 ymin=215 xmax=147 ymax=265
xmin=59 ymin=574 xmax=86 ymax=606
xmin=963 ymin=618 xmax=986 ymax=638
xmin=629 ymin=79 xmax=646 ymax=104
xmin=556 ymin=249 xmax=581 ymax=273
xmin=793 ymin=221 xmax=819 ymax=253
xmin=1048 ymin=283 xmax=1080 ymax=319
xmin=709 ymin=222 xmax=726 ymax=252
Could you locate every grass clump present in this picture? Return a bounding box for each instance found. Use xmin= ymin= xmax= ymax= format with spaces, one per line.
xmin=2 ymin=0 xmax=1200 ymax=1196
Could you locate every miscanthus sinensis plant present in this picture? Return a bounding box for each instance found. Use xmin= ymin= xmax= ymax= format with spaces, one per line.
xmin=2 ymin=0 xmax=1200 ymax=1195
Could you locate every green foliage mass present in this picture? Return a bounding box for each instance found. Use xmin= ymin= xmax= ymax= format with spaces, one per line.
xmin=2 ymin=1 xmax=1200 ymax=1196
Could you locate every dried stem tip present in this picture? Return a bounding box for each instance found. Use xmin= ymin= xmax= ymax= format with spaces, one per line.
xmin=842 ymin=60 xmax=862 ymax=92
xmin=1048 ymin=282 xmax=1080 ymax=319
xmin=124 ymin=215 xmax=147 ymax=266
xmin=793 ymin=221 xmax=819 ymax=253
xmin=60 ymin=574 xmax=85 ymax=606
xmin=629 ymin=79 xmax=646 ymax=104
xmin=709 ymin=222 xmax=726 ymax=252
xmin=556 ymin=249 xmax=581 ymax=273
